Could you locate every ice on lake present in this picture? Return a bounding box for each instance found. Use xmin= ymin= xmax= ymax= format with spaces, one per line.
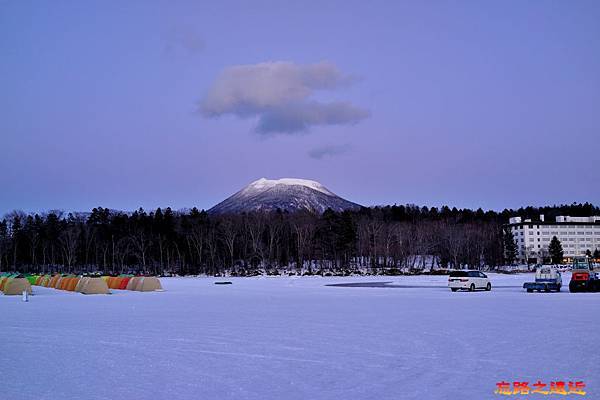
xmin=1 ymin=273 xmax=599 ymax=400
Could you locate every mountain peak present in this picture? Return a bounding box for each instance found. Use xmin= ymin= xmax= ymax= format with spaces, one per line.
xmin=209 ymin=178 xmax=361 ymax=214
xmin=246 ymin=178 xmax=334 ymax=196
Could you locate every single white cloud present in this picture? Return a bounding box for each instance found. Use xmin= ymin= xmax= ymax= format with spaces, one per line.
xmin=200 ymin=61 xmax=369 ymax=134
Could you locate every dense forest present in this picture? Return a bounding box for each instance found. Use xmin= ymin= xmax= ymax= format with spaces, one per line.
xmin=0 ymin=203 xmax=598 ymax=275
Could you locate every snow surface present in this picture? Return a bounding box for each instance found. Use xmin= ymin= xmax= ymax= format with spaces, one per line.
xmin=2 ymin=273 xmax=599 ymax=400
xmin=246 ymin=178 xmax=335 ymax=196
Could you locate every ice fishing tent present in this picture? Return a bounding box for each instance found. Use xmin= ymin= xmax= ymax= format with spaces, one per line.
xmin=132 ymin=276 xmax=163 ymax=292
xmin=0 ymin=275 xmax=9 ymax=291
xmin=56 ymin=276 xmax=67 ymax=290
xmin=2 ymin=275 xmax=32 ymax=295
xmin=78 ymin=277 xmax=110 ymax=295
xmin=125 ymin=276 xmax=141 ymax=290
xmin=0 ymin=274 xmax=18 ymax=291
xmin=67 ymin=277 xmax=78 ymax=291
xmin=56 ymin=276 xmax=64 ymax=290
xmin=56 ymin=276 xmax=78 ymax=291
xmin=66 ymin=277 xmax=80 ymax=291
xmin=48 ymin=275 xmax=61 ymax=288
xmin=41 ymin=275 xmax=52 ymax=287
xmin=107 ymin=276 xmax=125 ymax=289
xmin=74 ymin=277 xmax=87 ymax=292
xmin=118 ymin=276 xmax=132 ymax=290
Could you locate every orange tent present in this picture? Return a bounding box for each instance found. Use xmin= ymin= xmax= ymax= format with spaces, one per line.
xmin=107 ymin=277 xmax=122 ymax=289
xmin=57 ymin=277 xmax=67 ymax=290
xmin=114 ymin=277 xmax=125 ymax=289
xmin=66 ymin=277 xmax=79 ymax=291
xmin=49 ymin=275 xmax=61 ymax=288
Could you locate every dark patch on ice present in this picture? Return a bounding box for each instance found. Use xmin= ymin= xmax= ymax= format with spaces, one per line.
xmin=327 ymin=281 xmax=395 ymax=288
xmin=326 ymin=282 xmax=521 ymax=289
xmin=326 ymin=281 xmax=448 ymax=289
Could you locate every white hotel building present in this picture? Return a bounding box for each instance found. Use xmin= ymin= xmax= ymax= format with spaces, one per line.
xmin=507 ymin=215 xmax=600 ymax=263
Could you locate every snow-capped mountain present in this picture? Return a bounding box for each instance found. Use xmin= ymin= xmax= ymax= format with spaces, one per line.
xmin=209 ymin=178 xmax=362 ymax=214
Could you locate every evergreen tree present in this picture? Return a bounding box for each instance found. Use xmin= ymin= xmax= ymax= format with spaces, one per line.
xmin=503 ymin=228 xmax=517 ymax=264
xmin=548 ymin=236 xmax=564 ymax=264
xmin=585 ymin=249 xmax=592 ymax=258
xmin=593 ymin=249 xmax=600 ymax=260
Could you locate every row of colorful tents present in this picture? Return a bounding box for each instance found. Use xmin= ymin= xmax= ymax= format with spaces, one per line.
xmin=1 ymin=272 xmax=162 ymax=295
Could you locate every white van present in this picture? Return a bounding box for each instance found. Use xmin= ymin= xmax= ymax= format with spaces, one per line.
xmin=448 ymin=270 xmax=491 ymax=292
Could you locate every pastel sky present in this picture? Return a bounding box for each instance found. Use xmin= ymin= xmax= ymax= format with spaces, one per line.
xmin=1 ymin=0 xmax=599 ymax=216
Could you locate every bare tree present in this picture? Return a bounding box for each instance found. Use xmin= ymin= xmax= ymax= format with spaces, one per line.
xmin=130 ymin=230 xmax=151 ymax=272
xmin=292 ymin=212 xmax=316 ymax=273
xmin=114 ymin=237 xmax=131 ymax=273
xmin=219 ymin=216 xmax=240 ymax=270
xmin=245 ymin=213 xmax=266 ymax=269
xmin=59 ymin=227 xmax=80 ymax=272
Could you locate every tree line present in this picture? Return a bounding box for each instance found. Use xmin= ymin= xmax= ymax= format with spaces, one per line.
xmin=0 ymin=203 xmax=597 ymax=275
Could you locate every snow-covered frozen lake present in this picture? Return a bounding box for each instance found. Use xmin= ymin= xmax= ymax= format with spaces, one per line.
xmin=2 ymin=273 xmax=599 ymax=400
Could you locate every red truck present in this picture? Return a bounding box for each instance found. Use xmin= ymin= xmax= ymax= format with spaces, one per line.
xmin=569 ymin=257 xmax=599 ymax=293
